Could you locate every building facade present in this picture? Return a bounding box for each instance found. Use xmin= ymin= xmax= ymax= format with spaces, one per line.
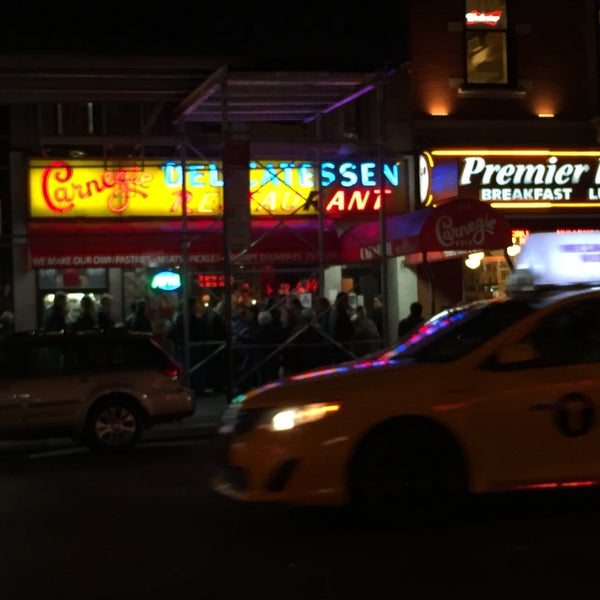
xmin=404 ymin=0 xmax=600 ymax=312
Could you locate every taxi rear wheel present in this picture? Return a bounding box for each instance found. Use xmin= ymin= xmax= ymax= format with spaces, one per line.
xmin=349 ymin=419 xmax=467 ymax=528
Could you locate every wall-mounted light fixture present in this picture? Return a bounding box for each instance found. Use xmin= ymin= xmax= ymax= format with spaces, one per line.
xmin=427 ymin=100 xmax=450 ymax=116
xmin=465 ymin=251 xmax=485 ymax=270
xmin=537 ymin=113 xmax=555 ymax=118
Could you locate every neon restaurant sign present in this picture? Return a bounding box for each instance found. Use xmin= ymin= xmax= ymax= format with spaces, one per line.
xmin=465 ymin=10 xmax=503 ymax=27
xmin=28 ymin=158 xmax=407 ymax=219
xmin=419 ymin=150 xmax=600 ymax=210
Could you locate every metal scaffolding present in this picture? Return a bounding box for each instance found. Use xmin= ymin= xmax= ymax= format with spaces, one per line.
xmin=172 ymin=66 xmax=394 ymax=400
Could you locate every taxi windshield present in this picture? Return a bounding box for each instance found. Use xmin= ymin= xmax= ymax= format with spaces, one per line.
xmin=380 ymin=300 xmax=533 ymax=363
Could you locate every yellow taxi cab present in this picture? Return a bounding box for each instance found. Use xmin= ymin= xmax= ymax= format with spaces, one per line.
xmin=212 ymin=231 xmax=600 ymax=525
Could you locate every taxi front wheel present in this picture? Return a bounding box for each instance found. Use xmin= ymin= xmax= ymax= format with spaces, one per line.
xmin=349 ymin=419 xmax=467 ymax=528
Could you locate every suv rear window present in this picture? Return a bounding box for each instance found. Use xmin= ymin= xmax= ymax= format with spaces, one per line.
xmin=79 ymin=335 xmax=175 ymax=371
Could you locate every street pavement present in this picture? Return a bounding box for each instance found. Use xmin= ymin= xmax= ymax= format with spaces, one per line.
xmin=148 ymin=391 xmax=230 ymax=440
xmin=0 ymin=392 xmax=230 ymax=455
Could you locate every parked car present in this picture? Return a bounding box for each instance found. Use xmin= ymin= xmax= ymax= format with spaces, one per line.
xmin=0 ymin=330 xmax=194 ymax=452
xmin=212 ymin=232 xmax=600 ymax=526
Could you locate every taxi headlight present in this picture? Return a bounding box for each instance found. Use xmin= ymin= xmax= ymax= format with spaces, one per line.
xmin=263 ymin=402 xmax=342 ymax=432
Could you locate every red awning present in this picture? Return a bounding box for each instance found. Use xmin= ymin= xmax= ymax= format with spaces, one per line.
xmin=28 ymin=218 xmax=341 ymax=269
xmin=339 ymin=198 xmax=513 ymax=262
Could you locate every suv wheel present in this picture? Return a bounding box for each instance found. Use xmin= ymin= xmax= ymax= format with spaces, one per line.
xmin=84 ymin=396 xmax=143 ymax=452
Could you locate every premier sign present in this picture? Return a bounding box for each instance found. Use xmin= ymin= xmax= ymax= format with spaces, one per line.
xmin=424 ymin=150 xmax=600 ymax=209
xmin=460 ymin=155 xmax=594 ymax=201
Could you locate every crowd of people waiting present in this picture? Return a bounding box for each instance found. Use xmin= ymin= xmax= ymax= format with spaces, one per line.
xmin=37 ymin=289 xmax=425 ymax=397
xmin=164 ymin=290 xmax=385 ymax=396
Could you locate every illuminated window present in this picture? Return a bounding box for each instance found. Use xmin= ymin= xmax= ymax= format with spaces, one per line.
xmin=465 ymin=0 xmax=509 ymax=85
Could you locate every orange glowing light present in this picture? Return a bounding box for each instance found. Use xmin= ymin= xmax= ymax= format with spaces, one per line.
xmin=493 ymin=202 xmax=600 ymax=209
xmin=515 ymin=480 xmax=596 ymax=491
xmin=511 ymin=229 xmax=530 ymax=245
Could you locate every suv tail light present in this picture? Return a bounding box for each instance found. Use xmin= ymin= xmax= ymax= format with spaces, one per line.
xmin=162 ymin=358 xmax=182 ymax=379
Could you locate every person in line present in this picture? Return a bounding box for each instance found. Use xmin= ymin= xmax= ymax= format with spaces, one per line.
xmin=314 ymin=296 xmax=331 ymax=331
xmin=167 ymin=296 xmax=208 ymax=396
xmin=97 ymin=293 xmax=116 ymax=332
xmin=351 ymin=305 xmax=381 ymax=356
xmin=231 ymin=304 xmax=258 ymax=391
xmin=125 ymin=298 xmax=153 ymax=334
xmin=284 ymin=307 xmax=329 ymax=374
xmin=310 ymin=295 xmax=334 ymax=361
xmin=371 ymin=294 xmax=384 ymax=339
xmin=41 ymin=290 xmax=69 ymax=332
xmin=279 ymin=294 xmax=303 ymax=340
xmin=250 ymin=309 xmax=284 ymax=385
xmin=328 ymin=291 xmax=355 ymax=363
xmin=72 ymin=294 xmax=98 ymax=332
xmin=397 ymin=301 xmax=425 ymax=339
xmin=167 ymin=297 xmax=196 ymax=363
xmin=204 ymin=301 xmax=227 ymax=393
xmin=123 ymin=300 xmax=137 ymax=330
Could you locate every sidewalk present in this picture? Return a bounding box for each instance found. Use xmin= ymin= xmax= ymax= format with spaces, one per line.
xmin=0 ymin=392 xmax=230 ymax=455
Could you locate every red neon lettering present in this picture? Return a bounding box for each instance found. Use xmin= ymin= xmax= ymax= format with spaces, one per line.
xmin=40 ymin=160 xmax=151 ymax=215
xmin=305 ymin=278 xmax=318 ymax=292
xmin=171 ymin=190 xmax=194 ymax=214
xmin=41 ymin=161 xmax=76 ymax=213
xmin=324 ymin=188 xmax=392 ymax=213
xmin=265 ymin=278 xmax=318 ymax=296
xmin=171 ymin=190 xmax=221 ymax=215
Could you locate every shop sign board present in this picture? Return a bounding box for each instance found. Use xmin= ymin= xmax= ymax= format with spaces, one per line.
xmin=340 ymin=198 xmax=512 ymax=262
xmin=420 ymin=149 xmax=600 ymax=210
xmin=27 ymin=218 xmax=341 ymax=269
xmin=28 ymin=158 xmax=407 ymax=220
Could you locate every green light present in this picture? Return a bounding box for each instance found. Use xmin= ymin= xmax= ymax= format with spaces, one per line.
xmin=150 ymin=271 xmax=181 ymax=291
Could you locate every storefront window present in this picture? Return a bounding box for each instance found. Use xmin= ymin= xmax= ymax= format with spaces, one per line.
xmin=462 ymin=251 xmax=511 ymax=301
xmin=38 ymin=268 xmax=107 ymax=290
xmin=41 ymin=291 xmax=102 ymax=326
xmin=465 ymin=0 xmax=509 ymax=85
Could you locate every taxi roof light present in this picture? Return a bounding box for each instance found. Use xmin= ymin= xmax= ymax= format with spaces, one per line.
xmin=507 ymin=231 xmax=600 ymax=292
xmin=505 ymin=269 xmax=535 ymax=294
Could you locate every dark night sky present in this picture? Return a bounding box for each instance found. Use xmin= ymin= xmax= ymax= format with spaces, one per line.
xmin=1 ymin=5 xmax=409 ymax=70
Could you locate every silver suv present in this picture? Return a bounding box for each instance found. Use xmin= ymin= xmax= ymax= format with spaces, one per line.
xmin=0 ymin=330 xmax=195 ymax=451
